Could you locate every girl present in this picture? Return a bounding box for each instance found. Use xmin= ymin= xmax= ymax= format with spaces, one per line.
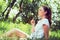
xmin=30 ymin=5 xmax=51 ymax=40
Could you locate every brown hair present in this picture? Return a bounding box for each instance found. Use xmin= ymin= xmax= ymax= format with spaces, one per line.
xmin=28 ymin=15 xmax=34 ymax=24
xmin=42 ymin=5 xmax=51 ymax=25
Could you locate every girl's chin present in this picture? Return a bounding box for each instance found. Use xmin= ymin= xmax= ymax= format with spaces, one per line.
xmin=38 ymin=16 xmax=41 ymax=19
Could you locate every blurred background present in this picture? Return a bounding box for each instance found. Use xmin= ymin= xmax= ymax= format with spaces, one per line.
xmin=0 ymin=0 xmax=60 ymax=40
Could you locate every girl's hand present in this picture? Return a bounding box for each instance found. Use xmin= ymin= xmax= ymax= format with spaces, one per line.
xmin=30 ymin=19 xmax=35 ymax=26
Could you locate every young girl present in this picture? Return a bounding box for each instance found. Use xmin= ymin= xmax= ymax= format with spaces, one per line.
xmin=4 ymin=5 xmax=51 ymax=40
xmin=30 ymin=5 xmax=51 ymax=40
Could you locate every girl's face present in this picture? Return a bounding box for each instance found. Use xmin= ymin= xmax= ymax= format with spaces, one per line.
xmin=38 ymin=7 xmax=47 ymax=17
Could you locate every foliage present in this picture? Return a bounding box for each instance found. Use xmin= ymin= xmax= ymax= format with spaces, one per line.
xmin=0 ymin=0 xmax=7 ymax=14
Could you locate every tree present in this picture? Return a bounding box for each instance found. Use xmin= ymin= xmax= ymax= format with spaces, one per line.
xmin=13 ymin=0 xmax=23 ymax=23
xmin=4 ymin=0 xmax=16 ymax=20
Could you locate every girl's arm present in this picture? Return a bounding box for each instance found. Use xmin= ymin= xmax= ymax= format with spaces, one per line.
xmin=30 ymin=18 xmax=35 ymax=33
xmin=43 ymin=24 xmax=49 ymax=40
xmin=31 ymin=26 xmax=35 ymax=33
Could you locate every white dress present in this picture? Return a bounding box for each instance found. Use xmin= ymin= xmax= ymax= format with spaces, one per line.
xmin=30 ymin=18 xmax=50 ymax=39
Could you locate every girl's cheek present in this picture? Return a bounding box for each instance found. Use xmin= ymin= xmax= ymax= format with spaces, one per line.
xmin=39 ymin=11 xmax=42 ymax=16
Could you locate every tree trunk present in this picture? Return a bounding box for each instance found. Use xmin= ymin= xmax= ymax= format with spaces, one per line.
xmin=13 ymin=11 xmax=22 ymax=23
xmin=2 ymin=1 xmax=11 ymax=18
xmin=5 ymin=0 xmax=16 ymax=20
xmin=13 ymin=0 xmax=23 ymax=22
xmin=5 ymin=7 xmax=11 ymax=20
xmin=2 ymin=6 xmax=9 ymax=17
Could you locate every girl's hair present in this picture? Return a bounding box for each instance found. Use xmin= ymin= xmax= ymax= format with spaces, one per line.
xmin=28 ymin=15 xmax=34 ymax=24
xmin=42 ymin=5 xmax=51 ymax=25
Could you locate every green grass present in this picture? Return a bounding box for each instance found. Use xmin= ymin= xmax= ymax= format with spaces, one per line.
xmin=49 ymin=30 xmax=60 ymax=40
xmin=0 ymin=21 xmax=32 ymax=35
xmin=0 ymin=21 xmax=60 ymax=40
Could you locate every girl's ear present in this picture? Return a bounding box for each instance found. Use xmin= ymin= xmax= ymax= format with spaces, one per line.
xmin=44 ymin=11 xmax=47 ymax=15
